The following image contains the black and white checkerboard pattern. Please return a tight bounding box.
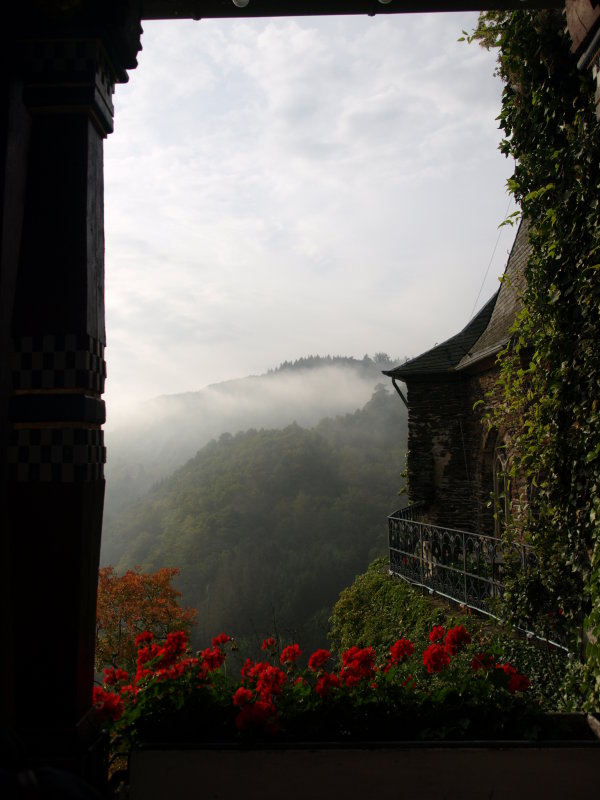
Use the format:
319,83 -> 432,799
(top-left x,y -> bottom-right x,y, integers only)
12,334 -> 106,394
8,427 -> 106,483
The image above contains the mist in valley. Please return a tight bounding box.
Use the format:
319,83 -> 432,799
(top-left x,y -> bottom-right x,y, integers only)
103,355 -> 401,527
100,359 -> 408,653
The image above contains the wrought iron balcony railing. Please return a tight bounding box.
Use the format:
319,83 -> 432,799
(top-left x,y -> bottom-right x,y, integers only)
388,505 -> 536,619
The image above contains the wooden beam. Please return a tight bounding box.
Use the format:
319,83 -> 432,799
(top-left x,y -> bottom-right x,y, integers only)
140,0 -> 564,22
565,0 -> 600,56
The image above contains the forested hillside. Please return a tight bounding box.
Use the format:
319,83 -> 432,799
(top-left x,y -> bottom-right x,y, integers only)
104,354 -> 400,520
102,384 -> 407,654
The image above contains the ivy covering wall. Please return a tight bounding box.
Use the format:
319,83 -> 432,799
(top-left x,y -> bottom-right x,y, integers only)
471,10 -> 600,707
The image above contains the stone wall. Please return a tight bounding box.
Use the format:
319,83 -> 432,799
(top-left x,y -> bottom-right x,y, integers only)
405,363 -> 505,536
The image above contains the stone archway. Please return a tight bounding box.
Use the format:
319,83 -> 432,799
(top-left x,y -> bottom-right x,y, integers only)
481,427 -> 509,538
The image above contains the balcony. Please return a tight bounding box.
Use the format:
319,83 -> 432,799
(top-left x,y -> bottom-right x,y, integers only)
388,504 -> 536,619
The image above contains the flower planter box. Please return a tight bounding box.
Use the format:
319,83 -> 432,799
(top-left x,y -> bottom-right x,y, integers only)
99,631 -> 600,799
129,716 -> 600,800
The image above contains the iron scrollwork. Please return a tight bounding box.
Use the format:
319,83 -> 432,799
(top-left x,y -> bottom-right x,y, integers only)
388,505 -> 535,618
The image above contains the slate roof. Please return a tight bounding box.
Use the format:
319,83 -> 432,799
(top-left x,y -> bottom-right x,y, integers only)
384,220 -> 530,381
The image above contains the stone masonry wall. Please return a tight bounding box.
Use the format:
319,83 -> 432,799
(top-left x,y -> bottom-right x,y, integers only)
406,366 -> 505,535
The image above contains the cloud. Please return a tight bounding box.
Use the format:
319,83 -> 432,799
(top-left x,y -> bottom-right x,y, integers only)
104,12 -> 516,418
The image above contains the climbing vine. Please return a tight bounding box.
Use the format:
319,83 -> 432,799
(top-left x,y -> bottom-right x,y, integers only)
470,10 -> 600,707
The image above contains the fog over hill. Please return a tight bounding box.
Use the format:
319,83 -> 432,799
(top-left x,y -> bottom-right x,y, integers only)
103,355 -> 403,530
100,378 -> 408,653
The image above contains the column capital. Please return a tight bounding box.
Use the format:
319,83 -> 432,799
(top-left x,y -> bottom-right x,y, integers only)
6,1 -> 143,136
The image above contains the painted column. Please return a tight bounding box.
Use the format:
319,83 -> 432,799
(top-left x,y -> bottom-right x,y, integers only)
0,3 -> 141,777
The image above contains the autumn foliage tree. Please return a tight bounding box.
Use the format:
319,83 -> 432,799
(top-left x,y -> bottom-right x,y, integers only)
96,566 -> 197,672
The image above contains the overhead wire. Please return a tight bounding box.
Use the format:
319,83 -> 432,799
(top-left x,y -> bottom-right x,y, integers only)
469,195 -> 515,320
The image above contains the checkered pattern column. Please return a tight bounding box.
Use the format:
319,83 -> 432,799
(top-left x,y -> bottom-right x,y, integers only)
9,334 -> 107,482
3,19 -> 140,770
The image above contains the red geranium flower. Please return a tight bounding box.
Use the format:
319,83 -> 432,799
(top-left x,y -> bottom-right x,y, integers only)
496,663 -> 531,694
340,646 -> 376,686
135,631 -> 154,646
255,665 -> 287,698
389,638 -> 415,663
444,625 -> 471,655
341,646 -> 375,669
510,673 -> 531,693
315,672 -> 342,696
157,656 -> 200,681
422,643 -> 451,674
261,637 -> 277,651
308,649 -> 331,672
161,631 -> 188,665
93,686 -> 124,722
428,625 -> 445,643
103,667 -> 129,686
280,644 -> 302,665
200,645 -> 226,671
212,633 -> 231,647
241,658 -> 255,679
135,639 -> 163,681
232,686 -> 253,707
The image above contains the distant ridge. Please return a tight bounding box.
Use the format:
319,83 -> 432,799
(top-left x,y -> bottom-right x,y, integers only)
103,353 -> 402,531
268,354 -> 396,374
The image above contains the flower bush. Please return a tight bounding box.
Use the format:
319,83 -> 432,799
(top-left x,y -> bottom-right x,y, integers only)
93,626 -> 541,746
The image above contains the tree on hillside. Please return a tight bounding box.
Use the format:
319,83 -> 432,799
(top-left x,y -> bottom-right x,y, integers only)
106,387 -> 407,654
96,566 -> 197,672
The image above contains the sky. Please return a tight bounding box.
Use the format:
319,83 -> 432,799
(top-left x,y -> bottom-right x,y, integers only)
103,11 -> 518,423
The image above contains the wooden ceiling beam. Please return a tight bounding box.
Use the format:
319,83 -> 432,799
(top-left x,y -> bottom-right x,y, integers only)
139,1 -> 564,22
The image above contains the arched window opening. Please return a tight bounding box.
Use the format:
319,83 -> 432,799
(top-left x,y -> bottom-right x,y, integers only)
481,428 -> 509,538
493,438 -> 509,539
